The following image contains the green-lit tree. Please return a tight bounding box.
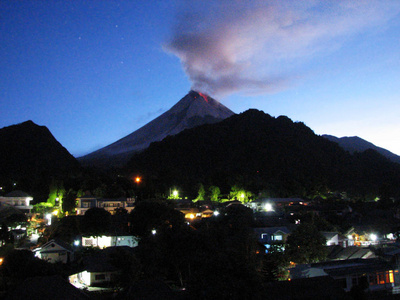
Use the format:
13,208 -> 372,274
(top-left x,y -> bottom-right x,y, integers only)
194,183 -> 206,202
209,186 -> 221,202
47,179 -> 65,209
229,185 -> 253,203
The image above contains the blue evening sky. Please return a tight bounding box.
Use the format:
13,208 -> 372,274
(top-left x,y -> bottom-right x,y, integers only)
1,1 -> 399,157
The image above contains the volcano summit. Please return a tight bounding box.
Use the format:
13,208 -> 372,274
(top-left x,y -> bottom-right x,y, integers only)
78,91 -> 235,167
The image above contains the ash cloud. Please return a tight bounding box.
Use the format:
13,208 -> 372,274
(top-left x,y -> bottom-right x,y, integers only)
164,0 -> 400,97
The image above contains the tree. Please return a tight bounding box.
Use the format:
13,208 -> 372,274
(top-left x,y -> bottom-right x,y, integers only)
47,179 -> 65,208
229,185 -> 253,203
129,200 -> 185,238
5,214 -> 28,229
194,183 -> 206,202
285,223 -> 327,264
62,189 -> 77,214
32,202 -> 53,218
209,186 -> 221,202
82,208 -> 111,236
110,247 -> 141,287
1,249 -> 60,292
0,223 -> 10,245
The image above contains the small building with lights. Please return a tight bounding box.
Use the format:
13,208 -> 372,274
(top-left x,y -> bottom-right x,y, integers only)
34,239 -> 74,264
76,196 -> 135,215
81,234 -> 139,248
69,246 -> 133,289
289,258 -> 400,293
0,190 -> 33,214
254,226 -> 291,253
246,198 -> 308,212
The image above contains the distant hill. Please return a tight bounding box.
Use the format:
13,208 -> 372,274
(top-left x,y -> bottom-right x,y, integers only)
126,109 -> 400,199
79,90 -> 235,168
0,120 -> 80,199
322,135 -> 400,164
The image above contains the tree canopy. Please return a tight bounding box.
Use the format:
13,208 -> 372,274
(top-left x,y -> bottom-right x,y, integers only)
285,223 -> 327,264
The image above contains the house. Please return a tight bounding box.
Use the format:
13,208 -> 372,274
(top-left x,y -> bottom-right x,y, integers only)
69,264 -> 119,289
76,196 -> 135,215
321,232 -> 339,246
0,190 -> 33,214
34,239 -> 74,263
81,234 -> 139,248
289,258 -> 399,293
69,247 -> 133,289
176,207 -> 201,221
247,198 -> 309,212
253,226 -> 291,253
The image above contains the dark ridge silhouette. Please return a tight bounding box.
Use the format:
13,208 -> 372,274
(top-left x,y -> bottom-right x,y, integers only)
0,120 -> 81,199
126,109 -> 400,199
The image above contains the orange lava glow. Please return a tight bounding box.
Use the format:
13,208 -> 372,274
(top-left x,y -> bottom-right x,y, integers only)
198,92 -> 208,103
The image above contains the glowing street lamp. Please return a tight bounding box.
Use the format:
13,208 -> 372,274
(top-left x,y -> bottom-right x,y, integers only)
46,214 -> 52,225
263,203 -> 273,212
370,233 -> 377,242
173,190 -> 178,199
135,176 -> 141,184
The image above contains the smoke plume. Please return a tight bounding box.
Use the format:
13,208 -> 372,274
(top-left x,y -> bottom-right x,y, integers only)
164,0 -> 400,97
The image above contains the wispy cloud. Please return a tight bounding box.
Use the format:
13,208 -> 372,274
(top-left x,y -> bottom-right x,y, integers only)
164,0 -> 400,97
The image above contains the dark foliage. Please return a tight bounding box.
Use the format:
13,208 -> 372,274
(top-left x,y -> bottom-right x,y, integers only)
132,203 -> 264,299
285,223 -> 327,264
82,207 -> 111,236
129,200 -> 186,238
1,249 -> 62,293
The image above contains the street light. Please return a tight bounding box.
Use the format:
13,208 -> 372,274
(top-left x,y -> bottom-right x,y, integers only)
135,176 -> 141,184
263,203 -> 273,212
46,214 -> 52,225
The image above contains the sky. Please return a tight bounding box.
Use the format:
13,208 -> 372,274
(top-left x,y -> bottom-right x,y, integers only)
1,0 -> 400,157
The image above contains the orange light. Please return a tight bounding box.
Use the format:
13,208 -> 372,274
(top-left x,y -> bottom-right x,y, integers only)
198,92 -> 208,103
135,177 -> 141,183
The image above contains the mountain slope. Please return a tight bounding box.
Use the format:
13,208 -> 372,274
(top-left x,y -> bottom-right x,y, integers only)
0,121 -> 81,198
126,109 -> 400,199
323,135 -> 400,164
79,90 -> 235,167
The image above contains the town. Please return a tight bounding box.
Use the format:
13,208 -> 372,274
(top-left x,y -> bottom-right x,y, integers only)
1,184 -> 400,299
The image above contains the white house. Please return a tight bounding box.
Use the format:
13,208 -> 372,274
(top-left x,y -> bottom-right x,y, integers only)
81,235 -> 139,248
69,269 -> 119,288
321,232 -> 339,246
0,190 -> 33,214
34,239 -> 74,263
76,196 -> 135,215
69,247 -> 131,289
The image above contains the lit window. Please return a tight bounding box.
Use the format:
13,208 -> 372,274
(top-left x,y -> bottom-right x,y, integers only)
387,270 -> 394,283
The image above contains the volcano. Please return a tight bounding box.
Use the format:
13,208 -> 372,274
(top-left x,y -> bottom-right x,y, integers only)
78,90 -> 235,167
